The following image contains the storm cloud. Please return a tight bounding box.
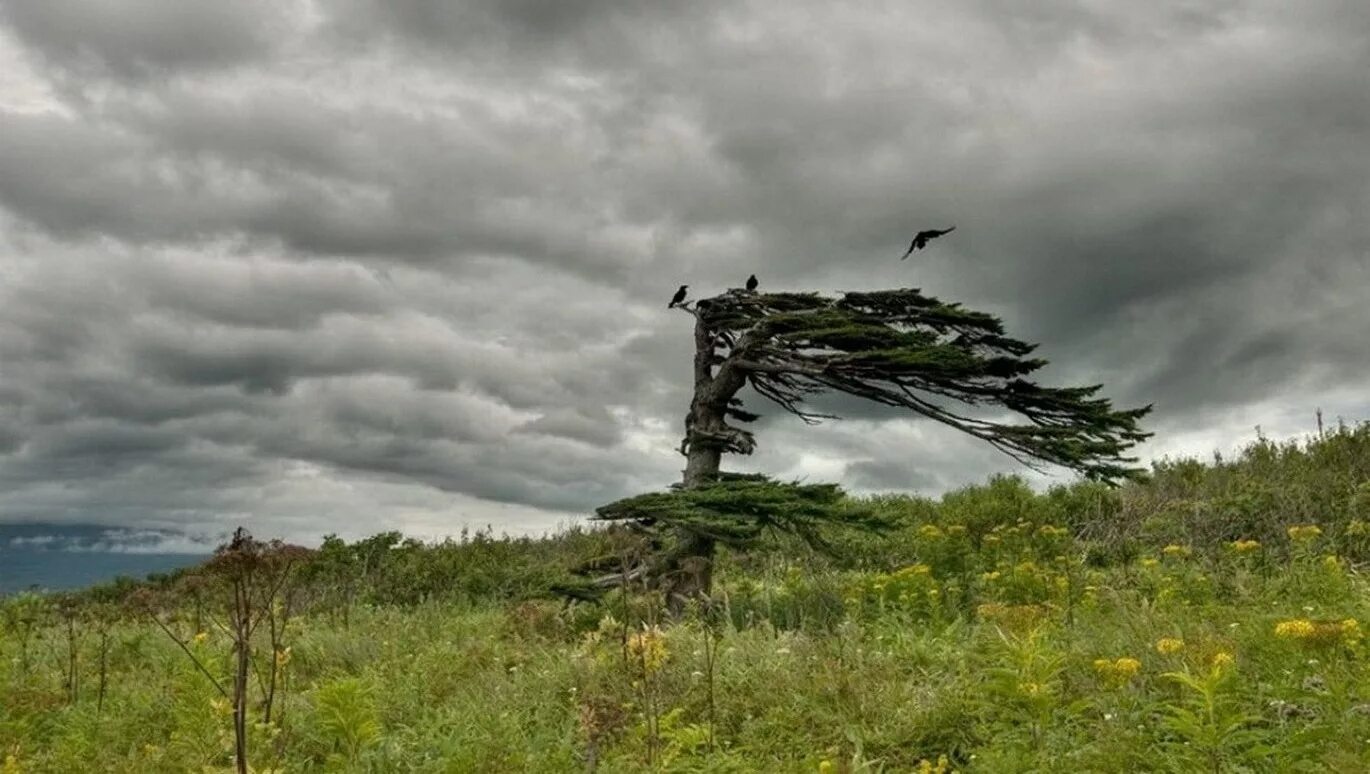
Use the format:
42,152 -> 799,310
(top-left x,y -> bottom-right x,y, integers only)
0,0 -> 1367,542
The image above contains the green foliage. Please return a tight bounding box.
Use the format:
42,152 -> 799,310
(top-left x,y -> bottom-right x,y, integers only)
594,474 -> 890,555
0,593 -> 49,673
1158,665 -> 1264,770
308,677 -> 382,767
1096,421 -> 1370,556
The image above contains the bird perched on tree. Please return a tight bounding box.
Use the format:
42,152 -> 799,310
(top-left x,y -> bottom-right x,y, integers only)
745,274 -> 758,292
900,226 -> 956,259
668,285 -> 689,308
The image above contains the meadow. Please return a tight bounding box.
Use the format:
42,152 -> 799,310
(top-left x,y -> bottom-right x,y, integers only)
3,424 -> 1370,772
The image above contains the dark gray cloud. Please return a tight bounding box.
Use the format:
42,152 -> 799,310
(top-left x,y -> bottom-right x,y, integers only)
328,0 -> 712,66
1,0 -> 282,80
0,0 -> 1367,542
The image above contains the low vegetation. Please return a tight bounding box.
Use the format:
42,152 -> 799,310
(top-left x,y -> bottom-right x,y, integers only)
3,423 -> 1370,772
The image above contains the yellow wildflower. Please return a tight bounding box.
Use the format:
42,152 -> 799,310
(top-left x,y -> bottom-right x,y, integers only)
1230,539 -> 1260,553
1275,619 -> 1316,639
1287,524 -> 1323,542
945,524 -> 967,536
918,524 -> 944,540
980,571 -> 1001,582
916,755 -> 952,774
1141,557 -> 1159,568
1155,638 -> 1185,655
1161,544 -> 1190,557
1274,618 -> 1362,647
1322,554 -> 1343,572
192,631 -> 208,645
819,761 -> 835,774
1018,681 -> 1045,697
1211,651 -> 1235,669
1093,657 -> 1142,684
1341,618 -> 1362,646
1347,520 -> 1368,537
627,625 -> 668,675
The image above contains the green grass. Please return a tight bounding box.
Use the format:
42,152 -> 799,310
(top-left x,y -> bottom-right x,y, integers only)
4,424 -> 1370,772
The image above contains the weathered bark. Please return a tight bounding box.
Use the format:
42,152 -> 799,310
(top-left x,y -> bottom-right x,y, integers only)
663,312 -> 751,613
663,533 -> 717,616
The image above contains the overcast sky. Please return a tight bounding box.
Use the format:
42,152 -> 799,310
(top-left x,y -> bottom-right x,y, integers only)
1,1 -> 1367,546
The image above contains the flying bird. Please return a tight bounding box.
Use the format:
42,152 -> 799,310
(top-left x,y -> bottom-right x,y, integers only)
900,226 -> 956,259
745,274 -> 758,292
668,284 -> 689,308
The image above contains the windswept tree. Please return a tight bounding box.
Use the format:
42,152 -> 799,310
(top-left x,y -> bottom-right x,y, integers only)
593,284 -> 1151,610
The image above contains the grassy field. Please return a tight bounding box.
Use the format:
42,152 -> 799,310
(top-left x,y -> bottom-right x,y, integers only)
4,424 -> 1370,772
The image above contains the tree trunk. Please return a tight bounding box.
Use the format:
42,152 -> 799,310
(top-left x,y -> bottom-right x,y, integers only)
664,532 -> 717,617
663,311 -> 747,614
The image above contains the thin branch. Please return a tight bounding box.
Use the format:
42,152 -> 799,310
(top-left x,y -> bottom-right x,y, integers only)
145,611 -> 229,698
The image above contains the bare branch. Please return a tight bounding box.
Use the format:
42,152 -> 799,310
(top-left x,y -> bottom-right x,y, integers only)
145,611 -> 229,698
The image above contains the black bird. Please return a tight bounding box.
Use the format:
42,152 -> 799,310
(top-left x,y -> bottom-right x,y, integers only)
900,226 -> 956,259
745,274 -> 758,292
668,284 -> 688,308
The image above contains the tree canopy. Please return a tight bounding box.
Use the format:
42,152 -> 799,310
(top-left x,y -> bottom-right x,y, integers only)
685,287 -> 1151,483
594,473 -> 887,553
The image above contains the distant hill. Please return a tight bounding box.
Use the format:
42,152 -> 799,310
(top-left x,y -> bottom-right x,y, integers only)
0,523 -> 212,595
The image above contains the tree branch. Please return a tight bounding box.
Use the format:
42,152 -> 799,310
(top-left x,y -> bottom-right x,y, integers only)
682,287 -> 1150,482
